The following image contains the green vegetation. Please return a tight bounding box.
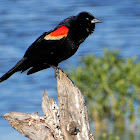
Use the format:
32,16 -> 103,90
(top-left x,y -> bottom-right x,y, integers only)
67,49 -> 140,138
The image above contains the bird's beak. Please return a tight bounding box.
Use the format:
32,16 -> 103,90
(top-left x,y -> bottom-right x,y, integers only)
91,18 -> 102,23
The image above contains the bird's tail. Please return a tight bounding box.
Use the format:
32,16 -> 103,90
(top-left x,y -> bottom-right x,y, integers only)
0,58 -> 26,83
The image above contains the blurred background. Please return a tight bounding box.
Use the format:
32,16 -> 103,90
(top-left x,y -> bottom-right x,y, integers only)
0,0 -> 140,140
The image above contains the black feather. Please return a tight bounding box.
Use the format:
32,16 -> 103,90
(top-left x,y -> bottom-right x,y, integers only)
0,58 -> 26,83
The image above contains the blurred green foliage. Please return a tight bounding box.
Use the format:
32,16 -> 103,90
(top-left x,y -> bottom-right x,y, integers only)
67,49 -> 140,138
100,130 -> 120,140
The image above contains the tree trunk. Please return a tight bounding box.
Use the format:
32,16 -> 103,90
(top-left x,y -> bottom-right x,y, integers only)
3,69 -> 94,140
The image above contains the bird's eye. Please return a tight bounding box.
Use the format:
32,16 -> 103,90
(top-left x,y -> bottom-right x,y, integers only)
86,17 -> 89,21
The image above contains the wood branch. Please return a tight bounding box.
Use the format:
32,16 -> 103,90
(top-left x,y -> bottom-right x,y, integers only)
4,91 -> 62,140
3,69 -> 94,140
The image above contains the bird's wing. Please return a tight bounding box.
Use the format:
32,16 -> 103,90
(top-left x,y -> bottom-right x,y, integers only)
24,26 -> 69,59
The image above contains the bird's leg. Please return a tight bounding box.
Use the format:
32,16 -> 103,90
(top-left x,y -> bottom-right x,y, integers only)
43,63 -> 59,70
51,65 -> 60,70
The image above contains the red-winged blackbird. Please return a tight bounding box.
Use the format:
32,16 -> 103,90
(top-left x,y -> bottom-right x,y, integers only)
0,11 -> 101,83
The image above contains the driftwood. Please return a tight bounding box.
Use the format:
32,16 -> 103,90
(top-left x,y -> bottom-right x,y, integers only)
3,69 -> 94,140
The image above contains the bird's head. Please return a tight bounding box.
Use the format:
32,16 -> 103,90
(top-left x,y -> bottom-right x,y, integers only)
76,11 -> 102,34
77,11 -> 102,24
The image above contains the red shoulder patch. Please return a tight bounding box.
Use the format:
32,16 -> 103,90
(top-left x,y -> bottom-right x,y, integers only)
44,26 -> 69,40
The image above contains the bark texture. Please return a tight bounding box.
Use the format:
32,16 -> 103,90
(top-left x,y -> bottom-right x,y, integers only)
3,69 -> 94,140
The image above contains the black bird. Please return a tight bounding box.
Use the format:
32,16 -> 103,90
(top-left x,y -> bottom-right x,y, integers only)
0,11 -> 101,83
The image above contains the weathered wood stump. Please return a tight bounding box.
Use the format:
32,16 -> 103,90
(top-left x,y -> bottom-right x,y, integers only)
3,69 -> 94,140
